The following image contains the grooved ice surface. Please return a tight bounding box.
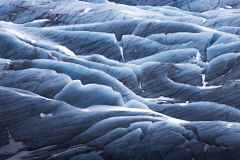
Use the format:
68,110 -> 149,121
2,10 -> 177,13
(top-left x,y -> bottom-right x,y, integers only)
1,0 -> 240,159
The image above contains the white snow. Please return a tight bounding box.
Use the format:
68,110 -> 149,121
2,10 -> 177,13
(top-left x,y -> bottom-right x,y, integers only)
166,117 -> 188,124
202,74 -> 207,87
30,19 -> 51,23
158,96 -> 174,101
120,46 -> 125,61
201,19 -> 207,25
195,51 -> 201,61
30,39 -> 36,44
218,8 -> 225,10
198,74 -> 221,89
56,45 -> 76,56
227,123 -> 233,128
225,5 -> 232,9
198,85 -> 222,89
40,113 -> 53,118
0,124 -> 25,155
145,96 -> 174,103
178,101 -> 189,106
79,8 -> 92,16
47,113 -> 53,117
40,113 -> 46,118
204,144 -> 210,152
7,145 -> 56,160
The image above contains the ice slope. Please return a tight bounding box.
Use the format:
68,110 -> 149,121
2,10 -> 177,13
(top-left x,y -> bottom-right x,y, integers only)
54,80 -> 124,108
1,0 -> 240,159
108,0 -> 240,12
2,86 -> 240,160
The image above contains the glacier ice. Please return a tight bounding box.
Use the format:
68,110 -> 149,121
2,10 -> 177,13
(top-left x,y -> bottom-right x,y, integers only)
1,0 -> 240,159
54,80 -> 124,108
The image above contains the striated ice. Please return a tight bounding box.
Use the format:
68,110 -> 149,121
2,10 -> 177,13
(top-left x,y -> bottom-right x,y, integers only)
0,0 -> 240,159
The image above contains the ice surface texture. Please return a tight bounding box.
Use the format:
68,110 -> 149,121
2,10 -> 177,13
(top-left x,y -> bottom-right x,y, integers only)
1,0 -> 240,159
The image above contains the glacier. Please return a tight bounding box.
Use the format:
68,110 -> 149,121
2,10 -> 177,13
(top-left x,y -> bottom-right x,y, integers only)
1,0 -> 240,159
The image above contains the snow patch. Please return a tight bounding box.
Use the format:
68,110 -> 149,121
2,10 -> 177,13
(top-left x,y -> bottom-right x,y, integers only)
7,145 -> 56,160
30,39 -> 36,44
198,74 -> 221,89
40,113 -> 53,118
167,117 -> 187,124
201,74 -> 207,87
221,146 -> 228,149
0,124 -> 25,155
79,8 -> 92,16
120,46 -> 125,61
158,96 -> 174,101
198,85 -> 222,89
225,5 -> 232,9
204,144 -> 210,152
30,19 -> 51,23
145,96 -> 174,103
40,113 -> 46,118
201,19 -> 207,25
178,101 -> 189,106
227,123 -> 233,128
195,51 -> 201,61
56,45 -> 76,56
218,8 -> 225,10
